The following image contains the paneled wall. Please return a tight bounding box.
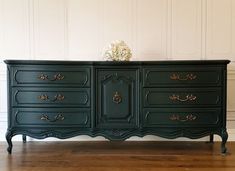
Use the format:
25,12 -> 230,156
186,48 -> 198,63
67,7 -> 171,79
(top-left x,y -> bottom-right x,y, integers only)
0,0 -> 235,141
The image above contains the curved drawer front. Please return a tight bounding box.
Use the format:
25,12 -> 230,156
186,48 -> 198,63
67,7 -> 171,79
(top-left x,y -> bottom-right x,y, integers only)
143,67 -> 222,87
13,66 -> 90,87
12,88 -> 90,107
143,108 -> 220,127
144,88 -> 221,107
13,108 -> 90,127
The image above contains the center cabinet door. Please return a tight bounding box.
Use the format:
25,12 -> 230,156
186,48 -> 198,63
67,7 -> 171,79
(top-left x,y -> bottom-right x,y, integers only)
96,69 -> 139,128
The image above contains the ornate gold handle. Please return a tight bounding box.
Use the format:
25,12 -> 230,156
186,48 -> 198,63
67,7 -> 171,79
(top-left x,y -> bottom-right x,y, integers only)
38,73 -> 65,81
169,94 -> 197,102
52,94 -> 65,102
170,73 -> 197,81
170,114 -> 197,122
40,114 -> 65,122
38,94 -> 65,102
113,92 -> 122,104
38,94 -> 49,101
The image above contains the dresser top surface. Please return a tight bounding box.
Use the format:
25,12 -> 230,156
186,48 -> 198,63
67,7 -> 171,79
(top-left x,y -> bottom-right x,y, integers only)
4,59 -> 230,65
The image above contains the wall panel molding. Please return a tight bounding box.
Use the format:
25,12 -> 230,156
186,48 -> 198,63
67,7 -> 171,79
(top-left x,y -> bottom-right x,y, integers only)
206,0 -> 234,60
0,0 -> 31,59
101,0 -> 135,60
136,0 -> 168,60
171,0 -> 202,59
67,0 -> 102,60
0,0 -> 3,57
201,0 -> 207,59
33,0 -> 66,59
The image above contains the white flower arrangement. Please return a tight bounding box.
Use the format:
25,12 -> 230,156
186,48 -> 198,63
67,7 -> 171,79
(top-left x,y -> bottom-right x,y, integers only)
102,40 -> 132,61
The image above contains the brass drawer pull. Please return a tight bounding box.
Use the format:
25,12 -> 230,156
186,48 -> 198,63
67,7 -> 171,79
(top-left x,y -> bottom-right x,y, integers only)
38,94 -> 49,101
38,94 -> 65,102
38,74 -> 48,80
38,73 -> 65,81
169,94 -> 197,102
113,92 -> 122,104
52,94 -> 65,102
40,114 -> 65,122
170,73 -> 197,81
170,114 -> 197,122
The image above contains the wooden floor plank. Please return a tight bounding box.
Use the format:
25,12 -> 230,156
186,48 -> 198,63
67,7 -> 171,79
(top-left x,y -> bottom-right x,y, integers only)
0,141 -> 234,171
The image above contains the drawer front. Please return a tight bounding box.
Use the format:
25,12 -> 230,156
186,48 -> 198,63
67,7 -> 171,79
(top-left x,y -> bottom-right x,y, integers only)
12,66 -> 90,87
13,108 -> 90,127
144,88 -> 221,107
143,67 -> 222,87
143,108 -> 221,127
12,88 -> 90,107
96,69 -> 139,128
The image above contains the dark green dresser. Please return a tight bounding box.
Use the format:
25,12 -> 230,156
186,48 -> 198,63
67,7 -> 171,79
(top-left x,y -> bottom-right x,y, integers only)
4,60 -> 230,154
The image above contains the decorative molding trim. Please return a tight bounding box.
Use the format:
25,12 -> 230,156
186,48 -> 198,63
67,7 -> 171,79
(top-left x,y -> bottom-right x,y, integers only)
0,0 -> 31,59
201,0 -> 207,59
171,0 -> 202,58
33,0 -> 66,59
136,0 -> 168,60
206,0 -> 233,59
0,0 -> 3,56
67,0 -> 102,60
28,0 -> 35,59
167,0 -> 172,59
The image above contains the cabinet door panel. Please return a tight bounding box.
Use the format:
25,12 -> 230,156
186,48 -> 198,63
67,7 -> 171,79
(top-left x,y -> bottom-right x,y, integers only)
96,69 -> 139,128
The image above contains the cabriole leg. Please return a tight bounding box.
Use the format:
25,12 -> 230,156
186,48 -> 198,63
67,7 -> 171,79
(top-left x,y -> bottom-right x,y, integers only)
6,131 -> 13,154
221,129 -> 228,154
23,135 -> 26,143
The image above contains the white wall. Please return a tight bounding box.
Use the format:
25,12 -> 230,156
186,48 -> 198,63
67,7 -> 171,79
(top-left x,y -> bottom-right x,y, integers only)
0,0 -> 235,141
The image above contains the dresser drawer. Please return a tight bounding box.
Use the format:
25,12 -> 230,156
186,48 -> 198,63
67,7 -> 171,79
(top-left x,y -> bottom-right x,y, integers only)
12,88 -> 90,107
143,108 -> 221,127
143,67 -> 222,87
143,88 -> 221,107
13,108 -> 90,127
12,66 -> 90,87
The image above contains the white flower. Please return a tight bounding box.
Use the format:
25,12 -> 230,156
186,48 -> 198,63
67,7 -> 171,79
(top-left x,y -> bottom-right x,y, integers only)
102,40 -> 132,61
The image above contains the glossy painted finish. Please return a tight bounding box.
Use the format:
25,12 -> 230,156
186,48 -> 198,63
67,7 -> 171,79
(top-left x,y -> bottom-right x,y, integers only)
4,60 -> 230,154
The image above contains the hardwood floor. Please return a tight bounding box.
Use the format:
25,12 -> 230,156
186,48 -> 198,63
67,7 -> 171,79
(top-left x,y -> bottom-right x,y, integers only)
0,141 -> 235,171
